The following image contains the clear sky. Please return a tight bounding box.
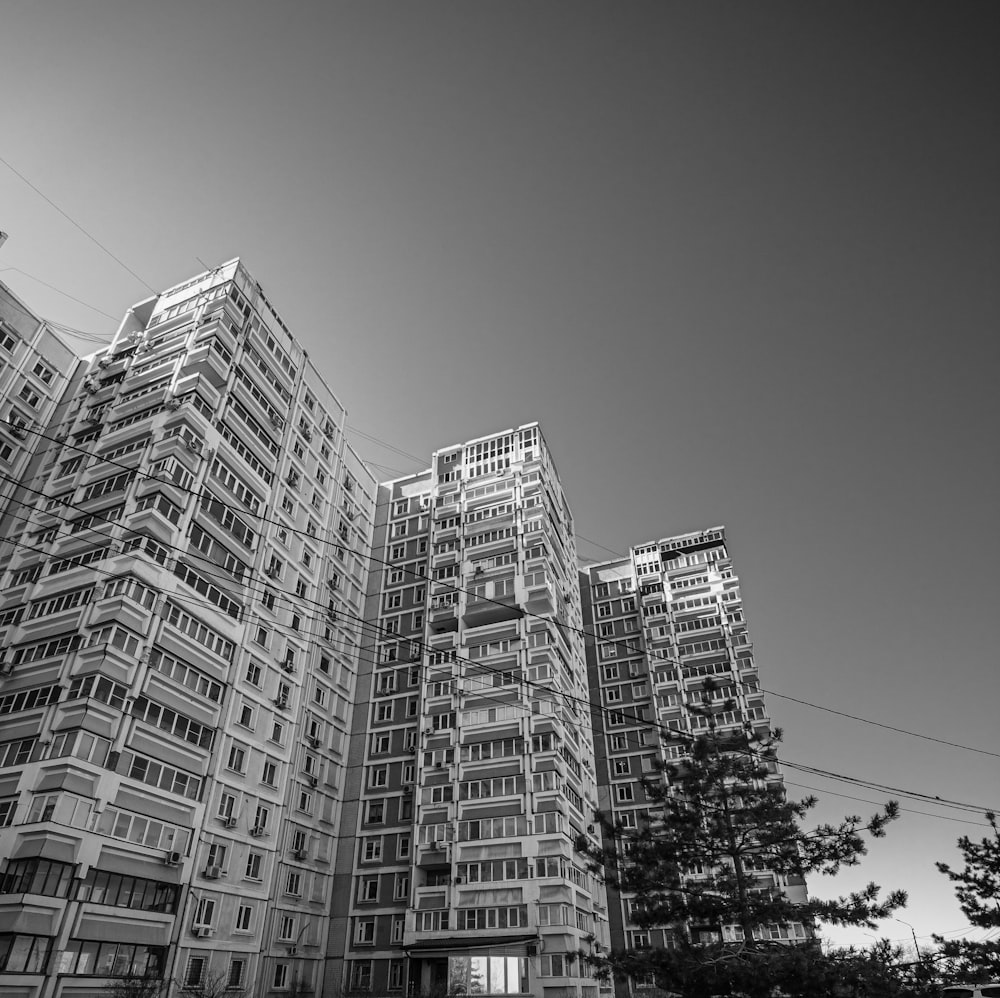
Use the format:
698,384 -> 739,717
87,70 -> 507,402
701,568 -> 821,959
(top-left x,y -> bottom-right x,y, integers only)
2,0 -> 998,953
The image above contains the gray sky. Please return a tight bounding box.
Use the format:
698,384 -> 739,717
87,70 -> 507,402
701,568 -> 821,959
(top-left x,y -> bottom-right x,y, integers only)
3,0 -> 998,951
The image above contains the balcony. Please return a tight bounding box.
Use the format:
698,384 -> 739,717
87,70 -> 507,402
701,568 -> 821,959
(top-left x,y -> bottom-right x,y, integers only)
415,841 -> 452,868
462,596 -> 523,629
179,343 -> 228,389
429,603 -> 459,633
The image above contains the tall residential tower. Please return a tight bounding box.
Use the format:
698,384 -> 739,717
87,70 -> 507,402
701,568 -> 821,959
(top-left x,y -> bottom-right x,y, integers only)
0,261 -> 376,998
583,527 -> 808,997
329,425 -> 610,998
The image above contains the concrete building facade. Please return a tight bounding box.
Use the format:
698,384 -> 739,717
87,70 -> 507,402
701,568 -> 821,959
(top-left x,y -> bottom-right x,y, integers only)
0,281 -> 82,555
0,260 -> 801,998
582,527 -> 809,997
0,261 -> 376,998
328,425 -> 610,998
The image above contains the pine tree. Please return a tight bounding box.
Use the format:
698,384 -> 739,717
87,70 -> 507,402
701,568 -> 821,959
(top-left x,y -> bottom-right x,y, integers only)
581,685 -> 907,997
935,811 -> 1000,980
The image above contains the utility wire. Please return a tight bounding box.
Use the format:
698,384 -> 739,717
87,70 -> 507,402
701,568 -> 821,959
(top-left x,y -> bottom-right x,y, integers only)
0,266 -> 119,320
0,155 -> 157,293
345,425 -> 425,466
5,417 -> 998,815
759,688 -> 1000,761
782,781 -> 994,829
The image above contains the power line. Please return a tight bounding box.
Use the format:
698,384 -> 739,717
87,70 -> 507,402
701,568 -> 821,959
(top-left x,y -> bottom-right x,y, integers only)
761,687 -> 1000,760
575,532 -> 625,559
0,266 -> 120,320
6,417 -> 998,815
345,425 -> 425,466
783,781 -> 994,829
0,155 -> 157,293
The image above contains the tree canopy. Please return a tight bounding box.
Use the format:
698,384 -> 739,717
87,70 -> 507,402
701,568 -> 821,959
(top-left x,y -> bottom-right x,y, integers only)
580,690 -> 906,997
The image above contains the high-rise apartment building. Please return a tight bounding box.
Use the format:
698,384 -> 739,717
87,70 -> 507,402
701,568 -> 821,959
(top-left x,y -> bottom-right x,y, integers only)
582,527 -> 808,996
0,257 -> 800,998
0,282 -> 82,552
0,260 -> 377,998
329,425 -> 610,998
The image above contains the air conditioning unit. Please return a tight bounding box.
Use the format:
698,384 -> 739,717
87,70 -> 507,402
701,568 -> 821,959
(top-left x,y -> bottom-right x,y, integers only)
273,696 -> 288,709
307,775 -> 318,787
345,509 -> 355,521
308,736 -> 321,748
9,423 -> 27,440
434,762 -> 443,770
250,825 -> 266,837
194,926 -> 214,939
223,816 -> 238,828
270,413 -> 285,429
97,356 -> 113,369
402,787 -> 413,797
406,746 -> 416,755
430,841 -> 443,851
164,398 -> 181,410
293,848 -> 307,861
302,428 -> 312,442
265,566 -> 279,579
281,661 -> 295,674
203,865 -> 222,880
164,850 -> 182,866
0,663 -> 13,677
186,438 -> 202,453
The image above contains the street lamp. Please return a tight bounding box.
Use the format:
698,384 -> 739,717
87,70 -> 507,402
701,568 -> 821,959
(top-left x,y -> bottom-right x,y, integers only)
895,918 -> 920,956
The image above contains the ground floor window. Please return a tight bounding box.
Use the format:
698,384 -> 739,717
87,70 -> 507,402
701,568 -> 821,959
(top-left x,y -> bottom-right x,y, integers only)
448,955 -> 528,995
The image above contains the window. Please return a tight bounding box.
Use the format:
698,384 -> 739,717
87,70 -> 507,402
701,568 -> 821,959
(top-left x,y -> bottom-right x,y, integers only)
360,877 -> 379,902
616,785 -> 635,803
186,956 -> 207,988
350,961 -> 372,990
253,805 -> 270,833
245,852 -> 263,880
285,871 -> 302,896
369,767 -> 388,789
273,964 -> 289,990
278,915 -> 296,940
228,958 -> 247,989
394,873 -> 409,899
18,384 -> 41,408
362,838 -> 382,862
238,704 -> 255,729
354,919 -> 375,944
614,759 -> 631,775
227,745 -> 247,774
366,800 -> 385,824
398,834 -> 410,859
206,843 -> 227,870
245,663 -> 262,687
391,917 -> 405,944
235,903 -> 254,932
297,790 -> 314,814
262,760 -> 278,786
194,897 -> 216,927
388,960 -> 405,990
